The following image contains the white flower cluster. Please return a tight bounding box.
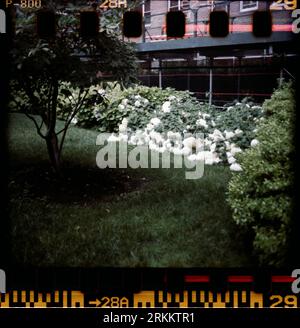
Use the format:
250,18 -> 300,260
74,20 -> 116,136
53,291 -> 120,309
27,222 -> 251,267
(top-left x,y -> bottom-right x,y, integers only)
116,96 -> 150,113
106,116 -> 247,169
103,94 -> 264,173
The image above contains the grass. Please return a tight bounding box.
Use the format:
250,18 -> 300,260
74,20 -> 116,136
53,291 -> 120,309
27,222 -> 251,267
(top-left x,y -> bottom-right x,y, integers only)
8,113 -> 253,267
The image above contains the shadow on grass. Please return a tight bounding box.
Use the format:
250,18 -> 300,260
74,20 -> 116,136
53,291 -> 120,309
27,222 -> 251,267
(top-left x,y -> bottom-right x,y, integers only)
9,164 -> 149,205
8,113 -> 255,267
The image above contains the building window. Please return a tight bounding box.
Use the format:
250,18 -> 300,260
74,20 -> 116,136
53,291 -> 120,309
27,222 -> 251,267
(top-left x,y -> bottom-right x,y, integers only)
168,0 -> 190,11
240,1 -> 258,12
143,0 -> 151,26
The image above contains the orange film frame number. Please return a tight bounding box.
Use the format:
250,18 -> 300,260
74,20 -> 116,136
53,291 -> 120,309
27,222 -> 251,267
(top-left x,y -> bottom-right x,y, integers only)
100,0 -> 128,9
271,0 -> 297,10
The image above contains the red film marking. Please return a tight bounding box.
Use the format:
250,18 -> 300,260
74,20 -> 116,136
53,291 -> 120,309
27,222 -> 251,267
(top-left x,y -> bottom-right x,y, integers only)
271,276 -> 296,283
185,275 -> 210,283
227,276 -> 254,283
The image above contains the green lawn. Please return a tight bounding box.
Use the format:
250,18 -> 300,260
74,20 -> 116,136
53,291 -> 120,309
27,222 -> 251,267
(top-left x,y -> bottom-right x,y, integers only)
8,113 -> 253,267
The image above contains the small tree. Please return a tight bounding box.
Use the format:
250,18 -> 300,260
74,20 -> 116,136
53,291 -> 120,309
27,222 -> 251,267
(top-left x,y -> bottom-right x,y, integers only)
9,4 -> 137,176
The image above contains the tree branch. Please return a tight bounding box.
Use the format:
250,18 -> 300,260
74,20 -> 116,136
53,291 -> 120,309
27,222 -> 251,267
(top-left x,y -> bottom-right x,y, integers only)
24,112 -> 46,139
58,88 -> 89,157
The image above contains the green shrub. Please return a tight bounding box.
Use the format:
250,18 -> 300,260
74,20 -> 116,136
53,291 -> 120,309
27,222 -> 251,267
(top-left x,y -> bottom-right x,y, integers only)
56,82 -> 108,128
9,81 -> 108,129
227,82 -> 295,266
206,101 -> 264,149
96,85 -> 205,132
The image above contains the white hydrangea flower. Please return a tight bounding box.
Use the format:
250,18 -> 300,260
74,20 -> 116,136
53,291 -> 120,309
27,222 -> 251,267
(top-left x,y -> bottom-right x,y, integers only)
234,129 -> 243,136
168,95 -> 176,101
71,117 -> 78,124
146,123 -> 154,131
209,129 -> 224,142
225,130 -> 235,139
135,129 -> 143,138
230,163 -> 243,172
98,89 -> 106,95
144,99 -> 149,105
230,146 -> 242,156
251,105 -> 262,110
196,151 -> 205,161
210,143 -> 216,152
213,154 -> 222,164
135,95 -> 141,99
134,100 -> 141,107
250,139 -> 259,147
167,131 -> 174,139
204,139 -> 212,147
173,132 -> 182,140
196,118 -> 208,128
121,98 -> 128,106
121,118 -> 128,127
118,124 -> 127,133
183,137 -> 196,150
129,135 -> 138,145
162,101 -> 171,113
164,139 -> 172,148
228,156 -> 236,164
149,131 -> 163,144
182,147 -> 192,156
149,140 -> 156,149
150,117 -> 161,127
204,152 -> 214,165
118,104 -> 125,110
211,120 -> 216,127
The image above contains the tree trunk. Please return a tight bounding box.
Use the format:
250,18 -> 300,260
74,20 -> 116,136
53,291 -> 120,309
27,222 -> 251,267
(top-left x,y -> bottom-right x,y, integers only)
45,79 -> 62,177
46,131 -> 62,177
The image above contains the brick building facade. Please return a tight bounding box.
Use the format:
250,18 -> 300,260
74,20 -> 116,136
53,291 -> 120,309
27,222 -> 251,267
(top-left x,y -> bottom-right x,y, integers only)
130,1 -> 296,105
130,1 -> 292,42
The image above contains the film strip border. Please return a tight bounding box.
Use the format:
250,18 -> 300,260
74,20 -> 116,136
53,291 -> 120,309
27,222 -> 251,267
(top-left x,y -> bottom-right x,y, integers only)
0,289 -> 299,308
3,1 -> 299,38
1,274 -> 299,308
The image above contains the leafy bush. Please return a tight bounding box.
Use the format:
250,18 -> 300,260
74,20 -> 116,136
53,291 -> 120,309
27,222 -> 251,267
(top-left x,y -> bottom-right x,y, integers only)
9,78 -> 265,168
96,85 -> 202,132
9,81 -> 109,129
56,82 -> 108,128
227,82 -> 295,266
208,101 -> 263,149
103,87 -> 267,168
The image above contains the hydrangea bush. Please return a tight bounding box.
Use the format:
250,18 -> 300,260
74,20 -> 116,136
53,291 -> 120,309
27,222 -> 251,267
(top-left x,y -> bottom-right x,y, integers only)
10,81 -> 264,169
102,85 -> 264,168
227,82 -> 295,266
